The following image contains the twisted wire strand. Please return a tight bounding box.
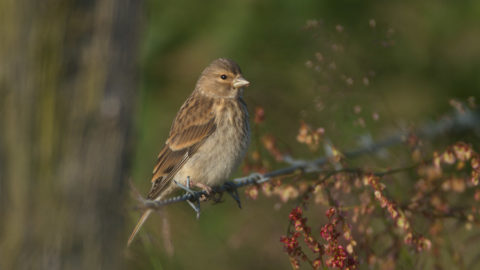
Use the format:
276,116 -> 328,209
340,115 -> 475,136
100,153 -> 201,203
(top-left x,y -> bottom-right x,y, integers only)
140,109 -> 480,211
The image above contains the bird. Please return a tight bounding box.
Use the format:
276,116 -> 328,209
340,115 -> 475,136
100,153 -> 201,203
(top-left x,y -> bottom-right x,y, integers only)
128,58 -> 250,246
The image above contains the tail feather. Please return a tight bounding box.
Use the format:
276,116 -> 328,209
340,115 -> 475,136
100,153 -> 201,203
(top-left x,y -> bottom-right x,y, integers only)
127,209 -> 153,246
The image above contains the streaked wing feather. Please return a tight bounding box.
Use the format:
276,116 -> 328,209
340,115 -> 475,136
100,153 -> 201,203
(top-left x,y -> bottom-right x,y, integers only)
167,121 -> 216,151
147,96 -> 216,200
147,148 -> 189,199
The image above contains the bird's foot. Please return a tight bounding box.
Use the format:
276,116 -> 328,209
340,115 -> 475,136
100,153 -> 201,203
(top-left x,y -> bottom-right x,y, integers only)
192,182 -> 214,201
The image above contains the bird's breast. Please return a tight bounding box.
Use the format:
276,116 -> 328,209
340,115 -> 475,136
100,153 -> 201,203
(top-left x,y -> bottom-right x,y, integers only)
174,98 -> 249,186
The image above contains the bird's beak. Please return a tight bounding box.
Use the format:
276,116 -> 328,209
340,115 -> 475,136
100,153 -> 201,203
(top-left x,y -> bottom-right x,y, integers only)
233,77 -> 250,88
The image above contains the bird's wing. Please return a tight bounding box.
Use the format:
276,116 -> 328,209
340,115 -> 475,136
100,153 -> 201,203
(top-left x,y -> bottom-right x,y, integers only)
146,95 -> 216,200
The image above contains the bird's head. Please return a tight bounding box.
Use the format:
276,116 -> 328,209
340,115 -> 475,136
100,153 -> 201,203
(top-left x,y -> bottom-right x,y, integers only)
196,58 -> 250,98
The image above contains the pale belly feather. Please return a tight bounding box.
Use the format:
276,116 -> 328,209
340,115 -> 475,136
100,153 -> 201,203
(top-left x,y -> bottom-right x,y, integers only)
174,100 -> 249,187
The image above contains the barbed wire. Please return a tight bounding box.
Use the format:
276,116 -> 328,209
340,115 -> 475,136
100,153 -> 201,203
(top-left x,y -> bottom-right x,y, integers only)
138,109 -> 480,216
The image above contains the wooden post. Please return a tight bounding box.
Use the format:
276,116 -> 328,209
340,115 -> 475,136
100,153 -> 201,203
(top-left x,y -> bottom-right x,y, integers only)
0,0 -> 141,269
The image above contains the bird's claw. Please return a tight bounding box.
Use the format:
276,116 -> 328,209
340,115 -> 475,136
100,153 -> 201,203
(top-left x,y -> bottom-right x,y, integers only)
192,182 -> 213,201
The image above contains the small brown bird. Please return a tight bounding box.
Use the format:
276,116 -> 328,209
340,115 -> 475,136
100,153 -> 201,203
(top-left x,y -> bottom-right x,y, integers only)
128,58 -> 250,246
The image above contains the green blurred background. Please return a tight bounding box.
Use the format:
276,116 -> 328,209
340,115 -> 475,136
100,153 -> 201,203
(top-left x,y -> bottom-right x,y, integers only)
1,0 -> 479,269
130,1 -> 479,269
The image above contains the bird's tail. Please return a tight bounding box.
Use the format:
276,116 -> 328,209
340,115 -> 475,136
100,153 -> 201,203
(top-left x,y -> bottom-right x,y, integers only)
127,209 -> 153,246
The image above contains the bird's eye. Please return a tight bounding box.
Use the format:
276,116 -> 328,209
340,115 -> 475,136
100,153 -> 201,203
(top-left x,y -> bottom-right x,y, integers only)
220,74 -> 227,80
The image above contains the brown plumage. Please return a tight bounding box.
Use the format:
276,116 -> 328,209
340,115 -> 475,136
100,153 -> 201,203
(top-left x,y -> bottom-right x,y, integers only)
128,58 -> 250,246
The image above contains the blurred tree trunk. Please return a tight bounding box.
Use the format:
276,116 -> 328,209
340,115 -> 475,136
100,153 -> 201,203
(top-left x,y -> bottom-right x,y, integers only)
0,0 -> 141,269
